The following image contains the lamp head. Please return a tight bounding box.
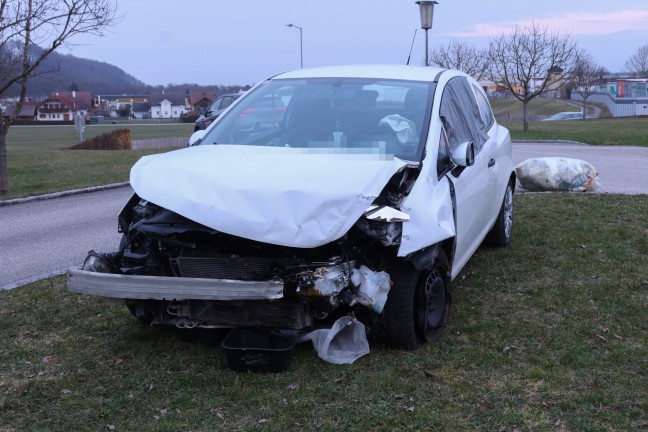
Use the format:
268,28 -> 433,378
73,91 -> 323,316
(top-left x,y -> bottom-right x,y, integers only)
415,1 -> 438,30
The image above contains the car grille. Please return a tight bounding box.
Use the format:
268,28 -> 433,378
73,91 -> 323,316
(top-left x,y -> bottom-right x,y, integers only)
189,300 -> 308,329
173,255 -> 300,280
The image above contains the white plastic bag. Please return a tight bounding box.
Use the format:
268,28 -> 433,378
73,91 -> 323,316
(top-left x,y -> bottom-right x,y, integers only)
298,316 -> 370,364
515,157 -> 601,192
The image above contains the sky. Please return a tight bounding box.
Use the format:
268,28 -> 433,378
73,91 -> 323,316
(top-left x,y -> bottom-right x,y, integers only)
66,0 -> 648,87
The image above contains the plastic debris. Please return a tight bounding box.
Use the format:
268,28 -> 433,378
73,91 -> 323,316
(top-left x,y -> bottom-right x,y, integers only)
298,316 -> 370,364
515,157 -> 601,192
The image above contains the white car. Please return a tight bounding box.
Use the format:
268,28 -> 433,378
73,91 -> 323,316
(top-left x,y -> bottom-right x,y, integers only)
68,65 -> 515,349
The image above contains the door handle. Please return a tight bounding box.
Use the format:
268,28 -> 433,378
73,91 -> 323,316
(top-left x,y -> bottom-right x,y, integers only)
488,158 -> 496,168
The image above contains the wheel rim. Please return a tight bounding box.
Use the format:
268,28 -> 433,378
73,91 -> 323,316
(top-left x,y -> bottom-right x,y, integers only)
503,186 -> 513,239
416,268 -> 448,342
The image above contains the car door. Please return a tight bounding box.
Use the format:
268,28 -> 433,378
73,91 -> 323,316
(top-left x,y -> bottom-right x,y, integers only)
437,76 -> 494,277
470,81 -> 513,220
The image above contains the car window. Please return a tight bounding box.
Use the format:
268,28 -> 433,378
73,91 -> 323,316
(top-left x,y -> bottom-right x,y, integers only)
439,77 -> 488,153
208,99 -> 221,112
221,96 -> 235,110
436,126 -> 451,178
471,84 -> 494,129
201,78 -> 435,161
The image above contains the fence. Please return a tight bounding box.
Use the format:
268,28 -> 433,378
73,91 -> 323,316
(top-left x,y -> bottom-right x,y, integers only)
131,136 -> 188,150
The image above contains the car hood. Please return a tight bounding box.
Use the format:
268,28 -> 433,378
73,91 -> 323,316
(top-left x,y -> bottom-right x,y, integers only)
130,145 -> 409,248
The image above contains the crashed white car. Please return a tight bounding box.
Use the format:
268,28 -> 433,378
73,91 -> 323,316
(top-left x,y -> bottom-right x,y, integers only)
68,65 -> 514,349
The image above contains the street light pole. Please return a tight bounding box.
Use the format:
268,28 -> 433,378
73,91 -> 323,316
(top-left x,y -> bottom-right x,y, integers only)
415,1 -> 438,66
285,24 -> 303,68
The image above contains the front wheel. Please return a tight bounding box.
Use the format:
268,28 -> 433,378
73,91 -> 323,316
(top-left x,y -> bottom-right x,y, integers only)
486,181 -> 514,247
382,250 -> 452,350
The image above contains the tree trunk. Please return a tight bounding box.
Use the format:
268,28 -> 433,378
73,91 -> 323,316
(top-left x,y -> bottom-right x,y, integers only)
523,99 -> 529,132
582,98 -> 587,120
0,124 -> 8,195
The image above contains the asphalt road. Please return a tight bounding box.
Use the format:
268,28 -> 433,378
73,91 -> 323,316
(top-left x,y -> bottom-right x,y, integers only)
0,187 -> 133,290
1,141 -> 646,290
513,141 -> 648,195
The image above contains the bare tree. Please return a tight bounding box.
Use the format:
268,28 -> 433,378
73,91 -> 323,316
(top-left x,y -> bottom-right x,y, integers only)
487,21 -> 578,131
624,44 -> 648,77
571,51 -> 607,119
0,0 -> 118,195
429,39 -> 488,81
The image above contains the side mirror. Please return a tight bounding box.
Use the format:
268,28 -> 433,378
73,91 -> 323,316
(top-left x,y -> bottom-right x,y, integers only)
450,141 -> 475,167
187,130 -> 207,147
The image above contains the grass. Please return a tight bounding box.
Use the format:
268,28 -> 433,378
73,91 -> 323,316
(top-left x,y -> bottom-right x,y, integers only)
3,123 -> 194,199
1,193 -> 646,431
490,97 -> 590,120
501,117 -> 648,146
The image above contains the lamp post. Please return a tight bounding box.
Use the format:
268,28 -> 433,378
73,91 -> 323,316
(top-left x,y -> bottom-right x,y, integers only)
415,1 -> 438,66
285,23 -> 303,68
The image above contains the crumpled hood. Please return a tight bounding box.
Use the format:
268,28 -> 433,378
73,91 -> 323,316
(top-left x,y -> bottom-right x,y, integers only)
130,145 -> 409,248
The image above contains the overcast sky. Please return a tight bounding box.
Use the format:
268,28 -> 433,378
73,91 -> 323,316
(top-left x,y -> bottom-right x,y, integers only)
66,0 -> 648,87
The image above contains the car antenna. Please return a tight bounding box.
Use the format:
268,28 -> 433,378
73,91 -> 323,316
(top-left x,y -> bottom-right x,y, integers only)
406,29 -> 417,65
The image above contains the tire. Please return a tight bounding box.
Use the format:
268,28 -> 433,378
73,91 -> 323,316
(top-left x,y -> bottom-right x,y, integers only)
382,250 -> 452,350
486,181 -> 514,247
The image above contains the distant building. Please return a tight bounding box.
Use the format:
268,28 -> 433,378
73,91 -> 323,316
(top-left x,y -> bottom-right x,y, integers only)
188,90 -> 216,114
132,102 -> 152,119
150,96 -> 187,119
36,91 -> 92,121
3,101 -> 38,120
572,78 -> 648,117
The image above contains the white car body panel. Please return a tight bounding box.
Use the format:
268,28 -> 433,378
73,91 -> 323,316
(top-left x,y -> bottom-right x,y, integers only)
131,145 -> 412,248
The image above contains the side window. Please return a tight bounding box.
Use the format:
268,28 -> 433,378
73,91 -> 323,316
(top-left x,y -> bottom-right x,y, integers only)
472,84 -> 494,129
436,126 -> 451,178
221,97 -> 234,109
439,77 -> 489,153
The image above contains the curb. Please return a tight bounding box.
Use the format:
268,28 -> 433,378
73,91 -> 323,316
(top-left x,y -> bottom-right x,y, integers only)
512,139 -> 589,146
0,182 -> 130,207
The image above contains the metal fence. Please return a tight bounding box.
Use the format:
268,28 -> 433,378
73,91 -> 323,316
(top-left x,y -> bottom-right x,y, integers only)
131,136 -> 188,150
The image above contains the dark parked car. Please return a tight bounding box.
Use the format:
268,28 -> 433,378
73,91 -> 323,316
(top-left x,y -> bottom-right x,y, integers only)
194,93 -> 242,131
69,65 -> 514,350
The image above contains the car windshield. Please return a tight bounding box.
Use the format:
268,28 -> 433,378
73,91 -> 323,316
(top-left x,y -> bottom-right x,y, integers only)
200,77 -> 435,161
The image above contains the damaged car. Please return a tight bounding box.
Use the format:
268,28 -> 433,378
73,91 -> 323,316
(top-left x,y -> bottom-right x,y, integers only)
68,65 -> 515,350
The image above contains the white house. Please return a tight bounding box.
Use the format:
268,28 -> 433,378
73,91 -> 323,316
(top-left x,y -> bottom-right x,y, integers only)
150,99 -> 187,119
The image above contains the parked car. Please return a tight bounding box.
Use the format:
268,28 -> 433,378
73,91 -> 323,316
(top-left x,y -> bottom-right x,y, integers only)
542,111 -> 588,121
68,65 -> 515,349
194,93 -> 242,131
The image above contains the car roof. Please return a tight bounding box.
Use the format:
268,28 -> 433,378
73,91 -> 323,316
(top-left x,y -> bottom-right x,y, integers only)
273,64 -> 449,82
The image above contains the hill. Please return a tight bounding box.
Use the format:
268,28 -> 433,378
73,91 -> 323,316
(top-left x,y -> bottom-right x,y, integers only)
22,46 -> 146,96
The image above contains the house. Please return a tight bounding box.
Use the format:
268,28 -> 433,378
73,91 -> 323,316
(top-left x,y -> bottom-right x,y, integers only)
2,101 -> 38,120
150,95 -> 187,119
188,90 -> 216,114
132,102 -> 152,119
36,91 -> 92,121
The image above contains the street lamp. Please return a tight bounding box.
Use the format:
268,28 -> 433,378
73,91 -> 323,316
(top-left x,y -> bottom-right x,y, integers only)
415,1 -> 438,66
285,23 -> 303,68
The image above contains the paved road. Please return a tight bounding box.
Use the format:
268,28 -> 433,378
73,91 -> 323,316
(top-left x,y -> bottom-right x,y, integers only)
0,187 -> 133,290
512,141 -> 648,195
1,141 -> 646,290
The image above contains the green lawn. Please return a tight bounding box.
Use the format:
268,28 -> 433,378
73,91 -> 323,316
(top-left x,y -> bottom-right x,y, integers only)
3,123 -> 194,199
502,117 -> 648,146
1,193 -> 646,431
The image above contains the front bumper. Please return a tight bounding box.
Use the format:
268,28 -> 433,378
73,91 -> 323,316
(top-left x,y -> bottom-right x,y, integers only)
67,267 -> 284,301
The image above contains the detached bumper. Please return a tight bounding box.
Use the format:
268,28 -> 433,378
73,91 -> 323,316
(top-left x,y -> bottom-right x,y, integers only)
67,268 -> 284,301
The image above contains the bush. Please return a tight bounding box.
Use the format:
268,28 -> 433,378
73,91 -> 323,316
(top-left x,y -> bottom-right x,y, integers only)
67,128 -> 131,150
